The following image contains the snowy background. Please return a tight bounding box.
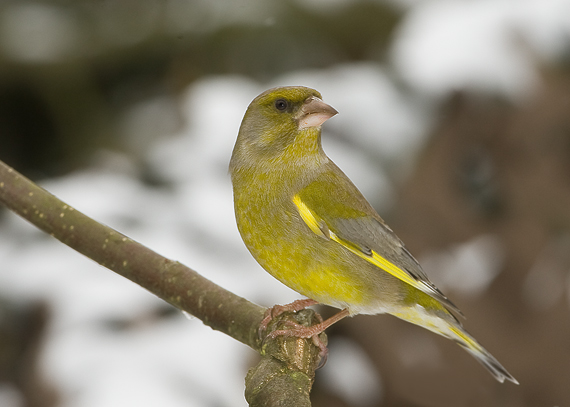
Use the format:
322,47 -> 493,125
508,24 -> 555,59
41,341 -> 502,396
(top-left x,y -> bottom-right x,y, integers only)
1,0 -> 570,406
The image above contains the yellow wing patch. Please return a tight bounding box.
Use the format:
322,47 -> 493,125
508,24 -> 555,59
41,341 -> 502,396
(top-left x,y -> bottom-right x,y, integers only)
293,194 -> 440,301
332,234 -> 420,288
292,195 -> 329,239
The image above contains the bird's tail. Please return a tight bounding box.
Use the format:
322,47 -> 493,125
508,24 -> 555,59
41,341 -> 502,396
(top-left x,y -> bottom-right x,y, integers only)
391,306 -> 518,384
446,324 -> 518,384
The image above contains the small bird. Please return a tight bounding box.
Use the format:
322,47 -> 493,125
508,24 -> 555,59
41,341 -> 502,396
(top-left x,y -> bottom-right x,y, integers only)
229,86 -> 517,384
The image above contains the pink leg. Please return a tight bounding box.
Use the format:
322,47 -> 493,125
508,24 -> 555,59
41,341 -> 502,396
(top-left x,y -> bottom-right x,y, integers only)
267,309 -> 350,365
267,308 -> 350,340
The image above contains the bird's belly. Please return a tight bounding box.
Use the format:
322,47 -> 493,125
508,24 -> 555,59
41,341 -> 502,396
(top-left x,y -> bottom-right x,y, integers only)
237,204 -> 378,311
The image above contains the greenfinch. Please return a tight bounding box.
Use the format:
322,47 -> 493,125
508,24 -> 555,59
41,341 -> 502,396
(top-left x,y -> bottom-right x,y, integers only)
229,86 -> 517,384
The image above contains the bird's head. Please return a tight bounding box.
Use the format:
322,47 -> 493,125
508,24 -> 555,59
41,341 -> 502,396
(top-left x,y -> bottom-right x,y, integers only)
231,86 -> 338,166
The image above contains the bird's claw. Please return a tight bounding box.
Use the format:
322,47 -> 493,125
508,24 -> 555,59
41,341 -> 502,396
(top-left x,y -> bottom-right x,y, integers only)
258,298 -> 319,339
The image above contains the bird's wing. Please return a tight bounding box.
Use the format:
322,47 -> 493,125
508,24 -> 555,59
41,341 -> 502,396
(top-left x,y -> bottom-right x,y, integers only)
292,191 -> 463,316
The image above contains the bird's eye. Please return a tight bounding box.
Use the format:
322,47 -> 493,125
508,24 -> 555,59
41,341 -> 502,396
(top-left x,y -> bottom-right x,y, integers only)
274,99 -> 288,112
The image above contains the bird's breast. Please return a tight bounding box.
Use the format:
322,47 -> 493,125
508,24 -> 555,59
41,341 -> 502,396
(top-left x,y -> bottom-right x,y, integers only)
232,175 -> 380,310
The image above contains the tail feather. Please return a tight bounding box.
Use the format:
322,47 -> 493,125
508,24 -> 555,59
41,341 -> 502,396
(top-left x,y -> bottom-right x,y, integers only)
391,305 -> 518,384
449,326 -> 519,384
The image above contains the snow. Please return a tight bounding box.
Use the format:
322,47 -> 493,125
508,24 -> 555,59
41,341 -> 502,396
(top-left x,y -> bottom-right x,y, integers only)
319,337 -> 382,407
419,235 -> 505,298
391,0 -> 570,101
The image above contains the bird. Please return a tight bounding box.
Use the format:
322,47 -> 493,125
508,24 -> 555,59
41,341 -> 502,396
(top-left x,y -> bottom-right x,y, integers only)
229,85 -> 518,384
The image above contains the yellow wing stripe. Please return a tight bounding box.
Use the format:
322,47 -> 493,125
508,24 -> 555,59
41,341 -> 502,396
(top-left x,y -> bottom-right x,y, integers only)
292,195 -> 328,238
449,326 -> 480,351
332,234 -> 420,288
293,194 -> 424,291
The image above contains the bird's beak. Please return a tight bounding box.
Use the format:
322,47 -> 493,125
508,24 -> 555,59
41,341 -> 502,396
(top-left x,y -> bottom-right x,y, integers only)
297,96 -> 338,130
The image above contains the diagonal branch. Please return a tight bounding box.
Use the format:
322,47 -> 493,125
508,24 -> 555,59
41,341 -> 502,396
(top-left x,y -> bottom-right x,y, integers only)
0,160 -> 322,407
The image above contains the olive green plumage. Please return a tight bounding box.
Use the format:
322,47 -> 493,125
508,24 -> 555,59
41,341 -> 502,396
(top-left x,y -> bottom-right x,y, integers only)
229,86 -> 517,384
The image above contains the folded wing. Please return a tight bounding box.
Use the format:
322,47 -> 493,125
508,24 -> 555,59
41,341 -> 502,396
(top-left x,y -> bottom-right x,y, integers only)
293,188 -> 463,317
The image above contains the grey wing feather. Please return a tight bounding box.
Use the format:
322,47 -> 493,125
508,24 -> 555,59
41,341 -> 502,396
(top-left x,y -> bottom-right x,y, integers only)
332,216 -> 464,317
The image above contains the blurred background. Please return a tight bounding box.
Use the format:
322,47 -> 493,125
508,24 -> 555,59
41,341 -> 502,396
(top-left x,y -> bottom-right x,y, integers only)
1,0 -> 569,406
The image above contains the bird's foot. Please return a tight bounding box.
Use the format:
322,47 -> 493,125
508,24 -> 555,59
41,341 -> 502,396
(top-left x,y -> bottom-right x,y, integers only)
266,319 -> 329,366
259,298 -> 320,339
264,308 -> 351,368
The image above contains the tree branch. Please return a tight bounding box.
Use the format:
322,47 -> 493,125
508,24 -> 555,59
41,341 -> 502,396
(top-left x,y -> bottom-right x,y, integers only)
0,160 -> 321,406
